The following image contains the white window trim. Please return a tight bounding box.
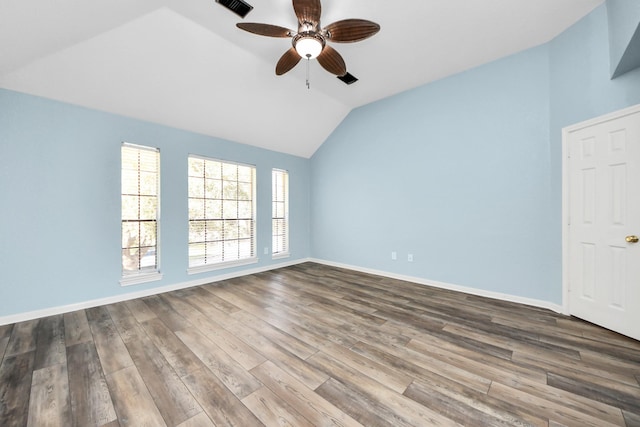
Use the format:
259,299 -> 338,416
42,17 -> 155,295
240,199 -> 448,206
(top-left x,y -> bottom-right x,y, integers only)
120,271 -> 163,287
121,142 -> 161,285
272,168 -> 289,259
187,257 -> 258,275
187,155 -> 257,270
272,252 -> 290,260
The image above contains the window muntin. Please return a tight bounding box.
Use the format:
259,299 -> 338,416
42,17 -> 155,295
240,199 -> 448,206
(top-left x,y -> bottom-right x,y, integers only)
272,169 -> 289,257
188,156 -> 256,269
121,143 -> 160,279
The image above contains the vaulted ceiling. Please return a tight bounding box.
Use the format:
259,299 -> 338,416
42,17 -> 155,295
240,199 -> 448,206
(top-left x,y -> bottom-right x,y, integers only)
0,0 -> 603,157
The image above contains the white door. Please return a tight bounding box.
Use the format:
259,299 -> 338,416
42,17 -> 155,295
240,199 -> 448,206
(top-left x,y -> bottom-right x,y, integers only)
565,105 -> 640,341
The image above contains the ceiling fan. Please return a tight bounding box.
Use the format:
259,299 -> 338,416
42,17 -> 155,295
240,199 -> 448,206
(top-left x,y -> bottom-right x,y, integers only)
236,0 -> 380,78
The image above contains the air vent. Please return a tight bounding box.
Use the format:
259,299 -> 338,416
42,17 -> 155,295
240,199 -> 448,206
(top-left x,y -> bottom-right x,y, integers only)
216,0 -> 253,18
337,72 -> 358,85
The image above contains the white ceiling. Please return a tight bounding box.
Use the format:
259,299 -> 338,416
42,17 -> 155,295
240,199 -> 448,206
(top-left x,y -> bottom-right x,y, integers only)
0,0 -> 603,158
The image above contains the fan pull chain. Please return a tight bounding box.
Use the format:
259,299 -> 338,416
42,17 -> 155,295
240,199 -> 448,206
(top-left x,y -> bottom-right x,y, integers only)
306,56 -> 311,89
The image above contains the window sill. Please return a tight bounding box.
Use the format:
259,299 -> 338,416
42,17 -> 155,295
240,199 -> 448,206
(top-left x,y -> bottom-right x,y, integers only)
120,271 -> 163,287
187,257 -> 258,275
272,252 -> 290,260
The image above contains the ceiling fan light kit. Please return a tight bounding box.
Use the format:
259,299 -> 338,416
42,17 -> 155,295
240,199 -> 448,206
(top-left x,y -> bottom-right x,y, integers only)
236,0 -> 380,83
294,33 -> 324,59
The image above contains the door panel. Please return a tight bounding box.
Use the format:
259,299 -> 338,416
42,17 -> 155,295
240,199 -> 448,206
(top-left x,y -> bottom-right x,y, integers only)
567,107 -> 640,341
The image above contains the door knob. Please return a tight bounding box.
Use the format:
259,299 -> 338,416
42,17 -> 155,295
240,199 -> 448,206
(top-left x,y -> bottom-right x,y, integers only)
626,235 -> 639,243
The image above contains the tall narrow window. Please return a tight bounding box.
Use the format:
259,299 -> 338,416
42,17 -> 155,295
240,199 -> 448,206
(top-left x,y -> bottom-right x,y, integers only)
121,143 -> 161,285
272,169 -> 289,258
188,156 -> 256,272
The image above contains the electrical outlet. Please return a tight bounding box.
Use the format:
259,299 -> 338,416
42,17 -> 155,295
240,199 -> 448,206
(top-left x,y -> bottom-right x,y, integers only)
391,251 -> 397,260
264,247 -> 269,255
408,254 -> 414,262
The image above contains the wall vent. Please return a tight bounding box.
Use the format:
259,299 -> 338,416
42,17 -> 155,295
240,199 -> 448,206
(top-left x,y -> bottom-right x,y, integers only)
337,72 -> 358,85
216,0 -> 253,18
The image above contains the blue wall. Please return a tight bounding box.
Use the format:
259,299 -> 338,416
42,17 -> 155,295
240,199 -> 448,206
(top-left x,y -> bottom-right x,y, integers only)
311,46 -> 554,301
311,3 -> 640,305
0,89 -> 310,317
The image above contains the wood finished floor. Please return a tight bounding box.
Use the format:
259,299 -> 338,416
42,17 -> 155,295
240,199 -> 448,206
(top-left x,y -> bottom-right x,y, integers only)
1,263 -> 640,427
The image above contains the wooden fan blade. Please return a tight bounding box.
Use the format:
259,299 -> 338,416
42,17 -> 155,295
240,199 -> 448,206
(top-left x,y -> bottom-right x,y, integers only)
293,0 -> 321,25
276,48 -> 302,75
324,19 -> 380,43
317,45 -> 347,76
236,23 -> 293,38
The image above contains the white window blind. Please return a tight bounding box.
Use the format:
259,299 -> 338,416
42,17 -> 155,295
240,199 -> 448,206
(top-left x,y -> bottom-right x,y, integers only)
188,156 -> 256,270
121,143 -> 160,280
272,169 -> 289,257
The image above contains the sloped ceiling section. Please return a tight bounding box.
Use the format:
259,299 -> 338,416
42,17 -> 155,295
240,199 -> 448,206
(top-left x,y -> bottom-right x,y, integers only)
607,0 -> 640,78
0,0 -> 604,158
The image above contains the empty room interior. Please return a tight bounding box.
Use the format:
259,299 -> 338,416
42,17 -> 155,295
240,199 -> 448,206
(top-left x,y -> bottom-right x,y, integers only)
2,0 -> 640,426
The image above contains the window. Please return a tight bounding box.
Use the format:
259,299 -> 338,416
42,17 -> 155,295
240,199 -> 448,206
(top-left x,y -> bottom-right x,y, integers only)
121,143 -> 161,285
272,169 -> 289,258
188,156 -> 256,272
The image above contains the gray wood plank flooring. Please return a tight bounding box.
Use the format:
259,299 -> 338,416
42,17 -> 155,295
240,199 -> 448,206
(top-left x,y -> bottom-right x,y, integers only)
1,262 -> 639,426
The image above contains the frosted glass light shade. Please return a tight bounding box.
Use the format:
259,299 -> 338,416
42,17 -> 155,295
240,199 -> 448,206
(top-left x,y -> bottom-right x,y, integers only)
295,37 -> 323,59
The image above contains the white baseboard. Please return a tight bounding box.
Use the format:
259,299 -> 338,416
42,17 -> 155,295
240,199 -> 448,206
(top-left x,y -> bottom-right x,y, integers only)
1,257 -> 563,326
0,258 -> 312,326
309,258 -> 564,314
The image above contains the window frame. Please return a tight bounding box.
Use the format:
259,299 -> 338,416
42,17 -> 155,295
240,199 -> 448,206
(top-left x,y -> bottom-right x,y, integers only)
187,155 -> 258,274
272,168 -> 290,259
120,142 -> 162,286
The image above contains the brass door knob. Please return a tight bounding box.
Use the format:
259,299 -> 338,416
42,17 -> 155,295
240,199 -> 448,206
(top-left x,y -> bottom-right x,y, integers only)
626,235 -> 639,243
